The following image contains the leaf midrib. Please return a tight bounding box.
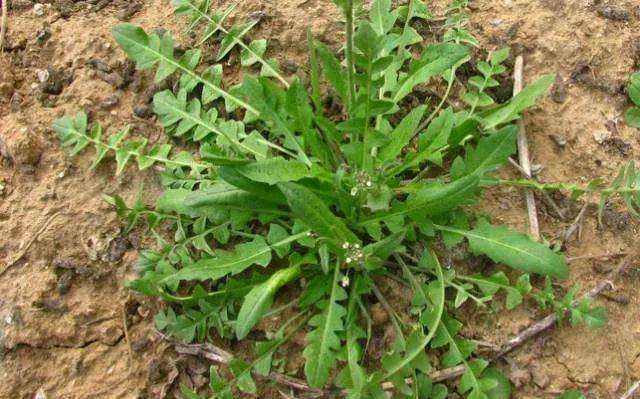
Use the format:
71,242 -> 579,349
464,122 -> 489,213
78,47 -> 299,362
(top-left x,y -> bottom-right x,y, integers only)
114,27 -> 258,115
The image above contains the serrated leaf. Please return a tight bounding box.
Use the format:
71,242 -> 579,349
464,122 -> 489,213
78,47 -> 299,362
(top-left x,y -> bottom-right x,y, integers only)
370,0 -> 396,35
303,263 -> 347,388
241,39 -> 267,66
392,43 -> 469,103
163,230 -> 307,285
437,220 -> 568,278
383,250 -> 444,379
240,77 -> 310,165
112,23 -> 256,114
482,74 -> 555,130
217,20 -> 257,61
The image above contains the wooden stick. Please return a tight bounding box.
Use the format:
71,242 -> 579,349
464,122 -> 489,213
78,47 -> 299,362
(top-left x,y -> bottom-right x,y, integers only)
513,56 -> 541,241
0,0 -> 7,51
169,336 -> 328,397
620,380 -> 640,399
563,202 -> 588,243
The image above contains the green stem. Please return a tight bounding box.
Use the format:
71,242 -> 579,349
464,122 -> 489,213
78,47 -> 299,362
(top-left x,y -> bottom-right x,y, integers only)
182,0 -> 290,87
344,0 -> 356,113
66,126 -> 210,171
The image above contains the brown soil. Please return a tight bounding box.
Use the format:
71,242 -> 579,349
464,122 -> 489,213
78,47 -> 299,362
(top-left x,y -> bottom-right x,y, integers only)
0,0 -> 639,398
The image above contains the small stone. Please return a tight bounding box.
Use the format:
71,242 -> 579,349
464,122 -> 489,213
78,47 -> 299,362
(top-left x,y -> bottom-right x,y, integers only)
117,3 -> 142,21
549,134 -> 567,148
133,104 -> 153,118
593,131 -> 610,144
598,5 -> 630,21
33,3 -> 45,16
86,59 -> 112,73
36,69 -> 49,83
39,68 -> 67,95
282,60 -> 298,74
550,74 -> 567,103
247,10 -> 268,21
96,71 -> 124,88
57,271 -> 74,295
99,94 -> 120,109
35,388 -> 47,399
531,164 -> 544,175
490,19 -> 503,27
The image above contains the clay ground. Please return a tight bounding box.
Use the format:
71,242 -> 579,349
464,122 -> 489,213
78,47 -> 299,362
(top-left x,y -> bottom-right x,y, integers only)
0,0 -> 639,398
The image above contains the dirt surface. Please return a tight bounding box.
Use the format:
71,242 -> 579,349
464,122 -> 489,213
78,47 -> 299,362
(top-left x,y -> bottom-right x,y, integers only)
0,0 -> 639,398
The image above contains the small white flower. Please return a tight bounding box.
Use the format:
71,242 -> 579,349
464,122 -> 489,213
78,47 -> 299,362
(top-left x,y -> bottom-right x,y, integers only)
342,242 -> 349,249
366,180 -> 372,187
345,257 -> 352,263
340,275 -> 350,287
353,243 -> 360,249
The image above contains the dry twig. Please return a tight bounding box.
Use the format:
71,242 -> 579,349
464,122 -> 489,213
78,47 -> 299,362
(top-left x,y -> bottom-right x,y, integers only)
621,380 -> 640,399
0,0 -> 7,51
513,56 -> 541,241
563,202 -> 588,243
167,334 -> 329,397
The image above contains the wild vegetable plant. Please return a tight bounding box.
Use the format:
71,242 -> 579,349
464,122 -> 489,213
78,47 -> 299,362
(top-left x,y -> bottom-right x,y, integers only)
54,0 -> 628,397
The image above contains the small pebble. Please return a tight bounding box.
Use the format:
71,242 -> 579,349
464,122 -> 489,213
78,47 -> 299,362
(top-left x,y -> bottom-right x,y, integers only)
599,5 -> 630,21
531,164 -> 544,175
33,3 -> 45,16
36,69 -> 49,83
133,104 -> 152,118
99,94 -> 120,109
549,134 -> 567,148
35,388 -> 47,399
593,131 -> 610,144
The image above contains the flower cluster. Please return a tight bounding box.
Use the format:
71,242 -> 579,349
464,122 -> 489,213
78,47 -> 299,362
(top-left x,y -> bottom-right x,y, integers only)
350,170 -> 374,196
342,242 -> 364,264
